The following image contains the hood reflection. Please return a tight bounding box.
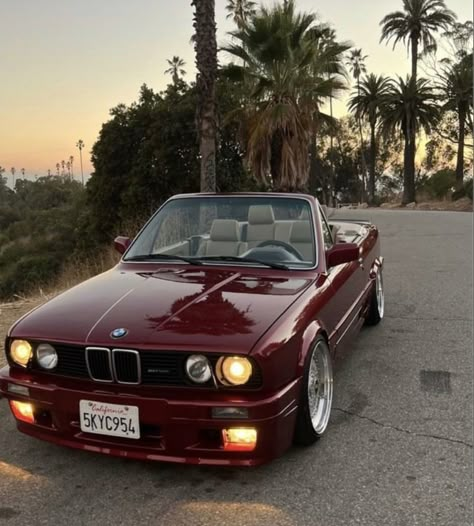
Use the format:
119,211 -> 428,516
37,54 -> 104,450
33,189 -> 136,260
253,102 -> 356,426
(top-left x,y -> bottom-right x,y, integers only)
146,288 -> 255,336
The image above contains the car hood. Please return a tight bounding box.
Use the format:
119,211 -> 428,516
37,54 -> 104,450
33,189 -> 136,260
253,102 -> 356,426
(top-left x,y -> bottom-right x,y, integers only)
11,266 -> 314,354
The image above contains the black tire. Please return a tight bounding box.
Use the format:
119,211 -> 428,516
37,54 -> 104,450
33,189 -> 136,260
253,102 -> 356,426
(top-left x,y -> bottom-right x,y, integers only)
294,336 -> 333,446
365,270 -> 384,326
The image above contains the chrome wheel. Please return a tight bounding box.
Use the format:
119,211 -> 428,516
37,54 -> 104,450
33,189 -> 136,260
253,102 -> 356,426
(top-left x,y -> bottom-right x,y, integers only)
307,341 -> 333,435
376,271 -> 384,319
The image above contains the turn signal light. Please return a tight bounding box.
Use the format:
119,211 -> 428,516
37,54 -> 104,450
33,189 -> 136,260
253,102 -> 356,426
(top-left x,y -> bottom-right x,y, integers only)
222,427 -> 257,452
10,401 -> 35,424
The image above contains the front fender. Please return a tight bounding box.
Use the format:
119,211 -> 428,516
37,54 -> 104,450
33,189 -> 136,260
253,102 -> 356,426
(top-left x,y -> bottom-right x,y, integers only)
298,320 -> 332,374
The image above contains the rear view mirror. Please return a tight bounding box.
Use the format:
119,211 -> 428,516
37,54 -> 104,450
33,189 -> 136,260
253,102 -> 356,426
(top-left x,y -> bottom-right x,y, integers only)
326,243 -> 359,268
114,236 -> 131,255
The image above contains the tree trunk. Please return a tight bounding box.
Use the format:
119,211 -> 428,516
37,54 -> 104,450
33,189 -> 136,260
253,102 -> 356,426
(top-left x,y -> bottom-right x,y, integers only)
270,131 -> 284,191
411,35 -> 418,81
192,0 -> 217,193
369,123 -> 376,204
403,133 -> 416,205
356,79 -> 368,203
309,132 -> 318,195
455,104 -> 466,191
329,97 -> 336,206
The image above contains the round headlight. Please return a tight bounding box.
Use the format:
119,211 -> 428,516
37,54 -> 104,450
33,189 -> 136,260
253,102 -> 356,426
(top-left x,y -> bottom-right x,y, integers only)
10,340 -> 33,367
185,355 -> 212,384
217,356 -> 252,386
36,344 -> 58,370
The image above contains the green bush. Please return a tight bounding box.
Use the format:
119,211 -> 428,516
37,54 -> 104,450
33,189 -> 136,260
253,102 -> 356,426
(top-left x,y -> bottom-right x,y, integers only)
0,176 -> 85,300
0,255 -> 61,298
466,179 -> 473,200
452,178 -> 473,201
425,169 -> 456,199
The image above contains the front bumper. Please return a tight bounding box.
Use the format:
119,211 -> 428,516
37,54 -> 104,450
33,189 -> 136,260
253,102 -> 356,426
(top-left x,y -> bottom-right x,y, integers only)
0,366 -> 300,466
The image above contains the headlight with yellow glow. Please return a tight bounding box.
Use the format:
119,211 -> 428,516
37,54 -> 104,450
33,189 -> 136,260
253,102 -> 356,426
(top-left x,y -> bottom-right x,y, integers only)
217,356 -> 253,386
10,340 -> 33,367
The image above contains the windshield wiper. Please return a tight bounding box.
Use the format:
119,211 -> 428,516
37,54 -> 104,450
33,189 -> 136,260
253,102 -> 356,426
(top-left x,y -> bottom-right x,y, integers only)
125,253 -> 203,265
196,255 -> 289,270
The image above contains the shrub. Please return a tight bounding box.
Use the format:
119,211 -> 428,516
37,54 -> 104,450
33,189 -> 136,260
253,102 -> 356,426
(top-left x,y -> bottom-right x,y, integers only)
425,169 -> 456,200
466,179 -> 473,200
452,178 -> 473,201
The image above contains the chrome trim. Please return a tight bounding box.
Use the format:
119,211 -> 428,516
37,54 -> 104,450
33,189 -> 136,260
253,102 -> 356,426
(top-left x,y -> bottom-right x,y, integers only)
112,349 -> 141,385
85,347 -> 113,383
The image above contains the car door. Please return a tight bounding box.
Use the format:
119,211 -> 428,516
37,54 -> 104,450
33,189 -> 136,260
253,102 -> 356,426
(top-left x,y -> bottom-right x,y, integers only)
319,207 -> 367,355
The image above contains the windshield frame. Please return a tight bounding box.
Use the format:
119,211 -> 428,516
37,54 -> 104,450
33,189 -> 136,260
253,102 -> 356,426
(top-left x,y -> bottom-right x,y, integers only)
122,194 -> 319,271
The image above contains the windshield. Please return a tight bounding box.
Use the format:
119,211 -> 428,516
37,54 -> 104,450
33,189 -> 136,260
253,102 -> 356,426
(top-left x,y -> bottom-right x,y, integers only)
124,196 -> 317,269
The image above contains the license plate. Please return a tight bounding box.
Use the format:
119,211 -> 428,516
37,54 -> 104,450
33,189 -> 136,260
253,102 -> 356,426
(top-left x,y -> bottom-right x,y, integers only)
79,400 -> 140,439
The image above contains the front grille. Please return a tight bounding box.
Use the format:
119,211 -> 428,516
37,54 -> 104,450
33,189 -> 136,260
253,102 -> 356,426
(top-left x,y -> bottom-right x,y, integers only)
54,345 -> 89,378
36,345 -> 262,389
86,348 -> 113,382
141,352 -> 185,385
113,349 -> 140,384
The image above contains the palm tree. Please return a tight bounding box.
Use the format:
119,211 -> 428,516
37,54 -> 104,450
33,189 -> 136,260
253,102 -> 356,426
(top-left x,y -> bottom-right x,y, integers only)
347,49 -> 368,84
222,1 -> 346,192
347,49 -> 369,201
21,168 -> 25,178
225,0 -> 257,29
380,0 -> 456,82
381,76 -> 440,204
56,163 -> 60,176
316,28 -> 351,205
438,53 -> 473,190
76,140 -> 84,185
10,167 -> 15,188
164,56 -> 187,85
191,0 -> 218,193
348,74 -> 392,203
69,155 -> 74,178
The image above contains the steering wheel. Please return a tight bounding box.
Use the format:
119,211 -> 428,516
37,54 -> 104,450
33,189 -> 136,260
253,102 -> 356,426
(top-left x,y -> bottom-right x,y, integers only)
256,240 -> 304,260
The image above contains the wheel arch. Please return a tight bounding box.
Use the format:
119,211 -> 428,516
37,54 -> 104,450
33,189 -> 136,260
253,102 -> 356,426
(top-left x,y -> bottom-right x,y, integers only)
297,320 -> 331,374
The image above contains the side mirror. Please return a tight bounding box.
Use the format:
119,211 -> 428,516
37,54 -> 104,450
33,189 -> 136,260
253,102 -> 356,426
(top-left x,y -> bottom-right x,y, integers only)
326,242 -> 359,269
114,236 -> 131,255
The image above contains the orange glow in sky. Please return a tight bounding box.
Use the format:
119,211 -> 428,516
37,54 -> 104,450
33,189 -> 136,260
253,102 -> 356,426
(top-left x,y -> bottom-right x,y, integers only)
0,0 -> 471,184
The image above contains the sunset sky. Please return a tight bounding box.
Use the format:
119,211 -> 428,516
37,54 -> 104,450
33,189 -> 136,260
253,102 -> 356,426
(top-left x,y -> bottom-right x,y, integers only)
1,0 -> 471,185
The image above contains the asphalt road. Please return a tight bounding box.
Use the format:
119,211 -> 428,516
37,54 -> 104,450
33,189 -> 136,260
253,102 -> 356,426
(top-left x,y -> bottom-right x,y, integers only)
0,209 -> 472,526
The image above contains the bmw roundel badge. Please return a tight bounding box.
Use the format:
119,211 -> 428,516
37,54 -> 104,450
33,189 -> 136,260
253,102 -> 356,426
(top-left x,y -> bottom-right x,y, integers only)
111,328 -> 128,339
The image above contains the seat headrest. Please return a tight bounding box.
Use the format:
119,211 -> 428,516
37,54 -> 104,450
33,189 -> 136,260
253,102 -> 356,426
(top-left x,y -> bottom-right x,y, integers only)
248,205 -> 275,225
290,221 -> 313,243
299,207 -> 311,220
210,219 -> 240,242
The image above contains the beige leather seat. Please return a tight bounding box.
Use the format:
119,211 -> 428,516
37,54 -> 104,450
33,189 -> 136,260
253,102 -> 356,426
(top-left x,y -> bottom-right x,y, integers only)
274,221 -> 293,243
198,219 -> 246,256
247,205 -> 275,248
289,222 -> 314,261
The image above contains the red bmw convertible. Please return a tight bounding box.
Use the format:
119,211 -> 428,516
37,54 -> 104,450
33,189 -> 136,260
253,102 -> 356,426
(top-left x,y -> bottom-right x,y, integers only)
1,193 -> 384,466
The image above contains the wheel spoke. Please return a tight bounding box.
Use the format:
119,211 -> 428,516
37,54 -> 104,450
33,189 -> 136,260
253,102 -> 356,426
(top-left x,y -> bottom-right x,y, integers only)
376,272 -> 384,319
307,342 -> 333,435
